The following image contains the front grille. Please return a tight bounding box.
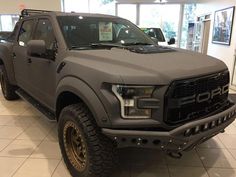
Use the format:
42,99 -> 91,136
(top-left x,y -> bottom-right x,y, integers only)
165,70 -> 230,125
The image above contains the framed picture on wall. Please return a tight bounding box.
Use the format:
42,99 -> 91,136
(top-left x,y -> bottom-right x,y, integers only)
212,6 -> 235,45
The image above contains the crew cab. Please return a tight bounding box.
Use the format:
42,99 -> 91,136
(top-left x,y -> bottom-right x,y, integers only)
0,9 -> 235,177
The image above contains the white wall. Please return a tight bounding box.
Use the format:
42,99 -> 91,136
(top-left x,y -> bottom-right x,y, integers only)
196,0 -> 236,81
0,0 -> 61,14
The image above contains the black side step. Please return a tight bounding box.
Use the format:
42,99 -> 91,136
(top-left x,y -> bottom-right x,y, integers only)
16,89 -> 56,121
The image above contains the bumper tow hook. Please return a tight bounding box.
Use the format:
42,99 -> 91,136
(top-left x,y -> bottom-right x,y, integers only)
167,152 -> 182,159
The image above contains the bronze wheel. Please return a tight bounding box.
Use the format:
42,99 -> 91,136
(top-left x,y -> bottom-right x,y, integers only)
58,103 -> 116,177
63,121 -> 87,172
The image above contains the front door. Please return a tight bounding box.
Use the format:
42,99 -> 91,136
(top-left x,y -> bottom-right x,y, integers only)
26,18 -> 58,109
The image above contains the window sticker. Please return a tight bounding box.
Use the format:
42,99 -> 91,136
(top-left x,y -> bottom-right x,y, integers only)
99,22 -> 113,41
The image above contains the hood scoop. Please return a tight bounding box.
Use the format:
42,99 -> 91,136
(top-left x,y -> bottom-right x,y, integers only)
126,45 -> 176,54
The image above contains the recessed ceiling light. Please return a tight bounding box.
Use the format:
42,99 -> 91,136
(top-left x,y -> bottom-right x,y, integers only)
155,0 -> 168,3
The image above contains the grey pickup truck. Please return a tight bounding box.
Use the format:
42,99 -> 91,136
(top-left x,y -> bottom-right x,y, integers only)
0,9 -> 235,177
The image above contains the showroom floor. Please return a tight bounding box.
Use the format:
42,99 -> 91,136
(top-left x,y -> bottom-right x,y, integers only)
0,91 -> 236,177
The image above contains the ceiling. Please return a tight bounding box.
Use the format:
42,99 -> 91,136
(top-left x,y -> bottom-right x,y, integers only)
116,0 -> 200,4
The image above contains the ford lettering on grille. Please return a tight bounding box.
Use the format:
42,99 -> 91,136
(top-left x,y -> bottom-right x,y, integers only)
165,71 -> 230,124
179,84 -> 229,106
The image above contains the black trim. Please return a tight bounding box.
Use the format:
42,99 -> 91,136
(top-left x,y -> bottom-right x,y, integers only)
16,88 -> 56,121
103,102 -> 236,152
20,9 -> 52,19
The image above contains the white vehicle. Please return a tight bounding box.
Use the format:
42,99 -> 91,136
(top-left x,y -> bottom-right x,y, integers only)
141,27 -> 176,46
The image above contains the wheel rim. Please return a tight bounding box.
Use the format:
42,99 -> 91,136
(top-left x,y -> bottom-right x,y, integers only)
63,121 -> 87,172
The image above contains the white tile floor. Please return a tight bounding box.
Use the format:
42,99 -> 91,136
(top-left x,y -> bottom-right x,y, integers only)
0,90 -> 236,177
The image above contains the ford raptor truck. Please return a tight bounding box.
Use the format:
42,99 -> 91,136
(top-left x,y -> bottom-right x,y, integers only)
0,9 -> 235,177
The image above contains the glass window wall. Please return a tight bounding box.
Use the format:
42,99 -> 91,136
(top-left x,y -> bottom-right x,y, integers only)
90,0 -> 116,15
139,4 -> 180,42
117,4 -> 137,24
180,4 -> 197,49
63,0 -> 115,15
0,15 -> 19,32
64,0 -> 89,13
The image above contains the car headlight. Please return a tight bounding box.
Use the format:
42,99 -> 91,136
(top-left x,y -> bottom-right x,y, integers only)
112,85 -> 157,119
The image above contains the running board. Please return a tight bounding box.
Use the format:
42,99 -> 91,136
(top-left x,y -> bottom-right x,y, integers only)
16,89 -> 56,121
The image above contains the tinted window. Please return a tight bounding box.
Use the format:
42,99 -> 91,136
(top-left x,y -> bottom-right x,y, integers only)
34,19 -> 55,50
18,20 -> 34,46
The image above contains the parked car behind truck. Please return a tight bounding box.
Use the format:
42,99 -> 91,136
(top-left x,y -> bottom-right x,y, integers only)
141,27 -> 176,46
0,9 -> 235,177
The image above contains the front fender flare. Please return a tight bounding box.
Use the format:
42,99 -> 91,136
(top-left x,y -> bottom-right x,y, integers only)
56,76 -> 111,127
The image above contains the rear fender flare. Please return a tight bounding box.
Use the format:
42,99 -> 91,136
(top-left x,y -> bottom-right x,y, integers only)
0,46 -> 17,85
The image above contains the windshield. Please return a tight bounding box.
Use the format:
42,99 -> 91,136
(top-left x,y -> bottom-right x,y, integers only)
57,16 -> 155,49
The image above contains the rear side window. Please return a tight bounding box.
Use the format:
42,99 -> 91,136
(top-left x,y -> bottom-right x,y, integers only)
34,19 -> 55,50
18,20 -> 34,46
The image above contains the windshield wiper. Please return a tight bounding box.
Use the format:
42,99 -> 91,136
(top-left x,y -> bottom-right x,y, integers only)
70,46 -> 91,50
122,42 -> 153,46
90,43 -> 124,48
70,43 -> 123,50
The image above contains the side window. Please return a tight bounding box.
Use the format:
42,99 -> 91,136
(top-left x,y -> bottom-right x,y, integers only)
34,19 -> 55,50
18,20 -> 34,46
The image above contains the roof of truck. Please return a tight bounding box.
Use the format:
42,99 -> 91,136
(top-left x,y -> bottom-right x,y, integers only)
20,9 -> 118,19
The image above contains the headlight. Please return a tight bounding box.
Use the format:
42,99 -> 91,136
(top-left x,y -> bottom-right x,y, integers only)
112,85 -> 156,119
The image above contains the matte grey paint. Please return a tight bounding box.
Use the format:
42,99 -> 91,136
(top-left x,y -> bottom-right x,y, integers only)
66,48 -> 226,85
0,11 -> 230,129
56,77 -> 111,127
27,40 -> 46,56
0,43 -> 17,84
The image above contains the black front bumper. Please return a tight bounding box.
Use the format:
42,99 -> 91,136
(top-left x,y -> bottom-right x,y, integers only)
102,103 -> 236,153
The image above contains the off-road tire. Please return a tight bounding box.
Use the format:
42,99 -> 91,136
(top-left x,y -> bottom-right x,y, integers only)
0,66 -> 18,100
58,103 -> 116,177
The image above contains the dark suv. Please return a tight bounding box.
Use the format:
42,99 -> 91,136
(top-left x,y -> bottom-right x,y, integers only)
0,9 -> 235,177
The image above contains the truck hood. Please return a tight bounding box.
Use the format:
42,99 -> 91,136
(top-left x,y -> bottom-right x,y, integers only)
69,46 -> 227,85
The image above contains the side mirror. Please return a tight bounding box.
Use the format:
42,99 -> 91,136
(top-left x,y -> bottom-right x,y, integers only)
168,38 -> 175,45
27,40 -> 46,57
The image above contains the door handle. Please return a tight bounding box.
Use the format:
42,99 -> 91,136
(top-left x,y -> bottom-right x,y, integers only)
27,58 -> 32,64
12,52 -> 16,59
